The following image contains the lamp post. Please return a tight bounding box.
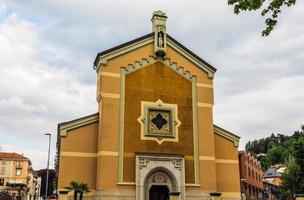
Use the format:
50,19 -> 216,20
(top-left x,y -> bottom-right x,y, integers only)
45,133 -> 51,200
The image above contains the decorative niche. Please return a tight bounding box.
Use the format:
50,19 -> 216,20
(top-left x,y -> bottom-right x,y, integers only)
137,99 -> 181,144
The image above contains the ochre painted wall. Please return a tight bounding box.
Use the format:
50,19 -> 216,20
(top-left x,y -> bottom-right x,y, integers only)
214,134 -> 241,193
58,156 -> 97,189
58,122 -> 99,189
59,39 -> 241,196
123,62 -> 194,183
96,44 -> 154,189
60,122 -> 99,153
95,42 -> 217,189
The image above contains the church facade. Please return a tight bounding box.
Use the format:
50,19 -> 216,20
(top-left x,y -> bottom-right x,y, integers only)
56,11 -> 241,200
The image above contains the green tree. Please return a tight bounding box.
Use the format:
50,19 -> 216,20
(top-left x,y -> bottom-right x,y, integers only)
267,145 -> 286,165
227,0 -> 297,36
280,159 -> 301,199
292,134 -> 304,192
257,155 -> 271,170
65,181 -> 90,200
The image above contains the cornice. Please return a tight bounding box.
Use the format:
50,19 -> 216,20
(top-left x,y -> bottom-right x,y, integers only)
214,125 -> 240,147
59,113 -> 99,137
94,34 -> 154,72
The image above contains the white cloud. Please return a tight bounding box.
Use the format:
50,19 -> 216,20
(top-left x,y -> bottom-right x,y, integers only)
0,5 -> 96,166
0,0 -> 303,166
213,3 -> 304,148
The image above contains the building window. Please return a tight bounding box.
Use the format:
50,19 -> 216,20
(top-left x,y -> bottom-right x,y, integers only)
1,161 -> 6,165
259,174 -> 261,182
256,172 -> 258,180
15,161 -> 23,168
0,167 -> 5,175
16,169 -> 21,176
248,167 -> 251,176
0,178 -> 4,186
252,170 -> 254,179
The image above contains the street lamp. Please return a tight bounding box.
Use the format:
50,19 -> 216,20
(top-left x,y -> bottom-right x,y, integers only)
45,133 -> 51,200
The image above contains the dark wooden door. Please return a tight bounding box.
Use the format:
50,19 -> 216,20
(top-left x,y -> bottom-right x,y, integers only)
149,185 -> 169,200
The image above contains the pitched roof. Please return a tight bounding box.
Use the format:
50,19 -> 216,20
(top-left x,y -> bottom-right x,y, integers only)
94,33 -> 154,67
93,33 -> 217,74
264,168 -> 281,178
0,152 -> 28,160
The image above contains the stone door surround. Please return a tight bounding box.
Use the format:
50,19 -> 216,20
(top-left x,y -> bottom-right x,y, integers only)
135,153 -> 185,200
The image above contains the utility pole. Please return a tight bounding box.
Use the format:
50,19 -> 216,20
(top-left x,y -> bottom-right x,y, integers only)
44,133 -> 51,200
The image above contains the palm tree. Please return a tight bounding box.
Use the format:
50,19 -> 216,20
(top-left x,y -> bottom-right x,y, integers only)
65,181 -> 90,200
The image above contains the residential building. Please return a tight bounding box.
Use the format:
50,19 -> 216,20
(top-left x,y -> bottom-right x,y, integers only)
35,176 -> 42,200
56,10 -> 242,200
238,151 -> 264,200
0,152 -> 37,200
27,169 -> 38,200
263,168 -> 282,200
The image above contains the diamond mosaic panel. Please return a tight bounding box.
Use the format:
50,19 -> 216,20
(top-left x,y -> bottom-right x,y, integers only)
148,109 -> 172,137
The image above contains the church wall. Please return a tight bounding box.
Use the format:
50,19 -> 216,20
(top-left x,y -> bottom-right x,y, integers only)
214,134 -> 239,160
56,10 -> 244,200
100,76 -> 120,93
58,156 -> 97,189
166,45 -> 217,191
214,134 -> 241,199
60,122 -> 99,152
199,160 -> 217,190
58,122 -> 99,190
197,87 -> 213,104
96,43 -> 154,187
98,98 -> 120,152
198,107 -> 215,157
123,62 -> 194,183
96,41 -> 218,191
95,44 -> 155,190
96,98 -> 120,189
95,45 -> 154,190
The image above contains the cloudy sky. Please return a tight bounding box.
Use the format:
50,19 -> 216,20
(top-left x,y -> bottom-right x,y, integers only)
0,0 -> 303,170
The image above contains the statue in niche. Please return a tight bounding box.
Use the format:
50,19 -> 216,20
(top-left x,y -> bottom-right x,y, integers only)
158,31 -> 164,48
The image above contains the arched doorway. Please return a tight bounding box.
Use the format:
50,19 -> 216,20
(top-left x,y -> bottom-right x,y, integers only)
144,167 -> 177,200
149,185 -> 169,200
135,154 -> 185,200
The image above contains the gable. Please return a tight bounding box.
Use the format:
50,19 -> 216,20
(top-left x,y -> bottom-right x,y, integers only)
94,33 -> 216,79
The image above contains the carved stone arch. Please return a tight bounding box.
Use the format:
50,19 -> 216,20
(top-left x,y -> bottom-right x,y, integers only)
135,154 -> 185,200
144,166 -> 178,191
144,166 -> 178,200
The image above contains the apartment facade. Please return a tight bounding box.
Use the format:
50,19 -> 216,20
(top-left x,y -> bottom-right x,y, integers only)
0,152 -> 37,200
263,168 -> 282,200
238,151 -> 264,200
